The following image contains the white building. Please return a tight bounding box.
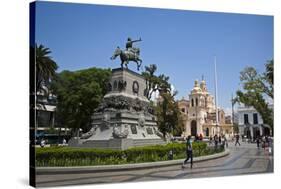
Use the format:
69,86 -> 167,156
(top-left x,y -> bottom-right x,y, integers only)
36,88 -> 70,136
237,105 -> 272,139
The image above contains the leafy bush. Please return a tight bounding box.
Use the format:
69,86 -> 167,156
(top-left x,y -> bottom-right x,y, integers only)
36,142 -> 222,167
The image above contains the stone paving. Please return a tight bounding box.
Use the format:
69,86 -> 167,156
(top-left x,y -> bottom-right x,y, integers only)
36,142 -> 273,187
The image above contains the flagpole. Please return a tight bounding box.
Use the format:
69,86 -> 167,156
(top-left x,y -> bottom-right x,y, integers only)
214,56 -> 219,135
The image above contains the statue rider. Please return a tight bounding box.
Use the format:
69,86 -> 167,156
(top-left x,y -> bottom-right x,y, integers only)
126,37 -> 141,55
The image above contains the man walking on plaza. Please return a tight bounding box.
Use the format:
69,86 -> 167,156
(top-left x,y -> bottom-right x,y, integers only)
182,135 -> 193,169
214,134 -> 219,149
256,136 -> 260,148
235,134 -> 241,146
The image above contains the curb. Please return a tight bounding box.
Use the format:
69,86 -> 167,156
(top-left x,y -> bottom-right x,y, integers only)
36,149 -> 230,174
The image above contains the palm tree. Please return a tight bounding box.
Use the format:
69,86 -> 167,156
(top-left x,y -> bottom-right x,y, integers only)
36,44 -> 58,93
35,44 -> 58,134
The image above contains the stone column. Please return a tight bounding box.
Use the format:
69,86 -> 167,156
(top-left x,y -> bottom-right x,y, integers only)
259,125 -> 263,136
186,121 -> 190,136
250,127 -> 254,141
198,119 -> 203,135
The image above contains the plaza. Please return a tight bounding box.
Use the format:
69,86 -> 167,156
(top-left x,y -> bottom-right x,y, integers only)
36,142 -> 273,187
30,3 -> 274,188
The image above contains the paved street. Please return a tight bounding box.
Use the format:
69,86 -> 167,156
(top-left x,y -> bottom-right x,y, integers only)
36,142 -> 273,187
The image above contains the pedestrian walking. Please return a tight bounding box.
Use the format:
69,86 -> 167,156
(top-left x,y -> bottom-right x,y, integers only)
182,135 -> 193,169
268,136 -> 273,155
262,136 -> 266,150
214,134 -> 218,149
265,135 -> 269,144
40,138 -> 46,148
63,138 -> 67,146
256,136 -> 260,148
235,134 -> 241,146
218,135 -> 222,144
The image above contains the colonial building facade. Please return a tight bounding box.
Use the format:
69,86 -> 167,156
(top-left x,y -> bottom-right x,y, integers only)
237,105 -> 272,140
178,79 -> 233,138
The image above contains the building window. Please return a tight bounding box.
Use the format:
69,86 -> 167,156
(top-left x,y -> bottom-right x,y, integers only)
244,114 -> 249,124
253,113 -> 258,124
191,99 -> 194,107
181,108 -> 185,113
196,98 -> 198,106
202,98 -> 205,107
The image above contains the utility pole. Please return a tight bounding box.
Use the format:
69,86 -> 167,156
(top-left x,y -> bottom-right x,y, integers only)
214,56 -> 219,135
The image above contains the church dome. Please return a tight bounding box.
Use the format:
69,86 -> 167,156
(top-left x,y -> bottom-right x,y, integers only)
201,80 -> 206,85
191,80 -> 202,94
200,79 -> 207,92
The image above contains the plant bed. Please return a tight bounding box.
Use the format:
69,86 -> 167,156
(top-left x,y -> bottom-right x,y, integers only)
36,142 -> 224,167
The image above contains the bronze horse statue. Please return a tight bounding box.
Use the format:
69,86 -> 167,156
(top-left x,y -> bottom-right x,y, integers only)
110,46 -> 142,71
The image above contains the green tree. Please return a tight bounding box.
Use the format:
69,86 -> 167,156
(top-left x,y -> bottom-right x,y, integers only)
36,44 -> 58,93
235,60 -> 273,134
142,64 -> 171,99
155,92 -> 184,138
142,65 -> 183,139
51,67 -> 111,136
34,44 -> 58,134
264,59 -> 273,98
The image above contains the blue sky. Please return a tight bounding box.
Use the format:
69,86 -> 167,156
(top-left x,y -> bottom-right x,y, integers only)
35,1 -> 273,113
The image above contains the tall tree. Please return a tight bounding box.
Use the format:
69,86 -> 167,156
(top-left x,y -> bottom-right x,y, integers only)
142,65 -> 183,139
263,60 -> 273,99
35,44 -> 58,132
235,59 -> 274,134
36,44 -> 58,93
142,64 -> 171,100
51,67 -> 111,136
155,92 -> 184,138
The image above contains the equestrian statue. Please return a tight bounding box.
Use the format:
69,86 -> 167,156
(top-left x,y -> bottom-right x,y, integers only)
111,37 -> 142,71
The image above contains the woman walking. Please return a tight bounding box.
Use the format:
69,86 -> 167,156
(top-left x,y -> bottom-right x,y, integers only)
182,135 -> 193,169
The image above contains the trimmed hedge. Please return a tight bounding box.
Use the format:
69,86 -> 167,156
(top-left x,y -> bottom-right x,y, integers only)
36,142 -> 223,167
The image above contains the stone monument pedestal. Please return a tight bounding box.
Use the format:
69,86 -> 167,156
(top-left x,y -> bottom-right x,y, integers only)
68,68 -> 165,150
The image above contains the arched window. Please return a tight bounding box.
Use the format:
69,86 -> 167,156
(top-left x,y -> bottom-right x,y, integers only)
181,108 -> 185,113
206,128 -> 209,136
196,98 -> 198,106
191,99 -> 194,107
